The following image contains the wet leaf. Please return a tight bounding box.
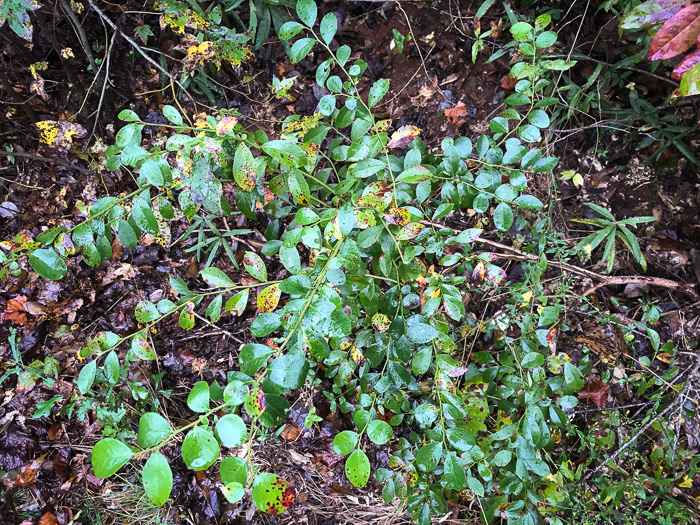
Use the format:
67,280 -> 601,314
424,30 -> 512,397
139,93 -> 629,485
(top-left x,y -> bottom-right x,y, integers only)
220,456 -> 248,485
28,249 -> 67,280
92,438 -> 133,478
252,473 -> 295,514
181,426 -> 220,471
372,313 -> 390,332
673,48 -> 700,79
137,413 -> 172,448
620,0 -> 688,30
215,414 -> 247,447
222,482 -> 246,503
143,452 -> 172,506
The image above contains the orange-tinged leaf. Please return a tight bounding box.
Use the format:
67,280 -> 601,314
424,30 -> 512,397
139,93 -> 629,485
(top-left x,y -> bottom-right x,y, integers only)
245,388 -> 266,418
257,284 -> 281,313
485,264 -> 507,286
216,116 -> 239,135
4,295 -> 28,325
472,261 -> 485,284
547,328 -> 557,353
445,102 -> 468,124
39,513 -> 58,525
649,4 -> 700,61
384,207 -> 410,226
387,125 -> 421,148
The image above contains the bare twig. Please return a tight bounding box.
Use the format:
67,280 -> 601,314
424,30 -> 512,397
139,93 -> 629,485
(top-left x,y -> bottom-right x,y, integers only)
60,0 -> 98,71
84,0 -> 197,110
583,393 -> 683,481
89,30 -> 118,141
0,68 -> 38,122
0,151 -> 91,174
419,220 -> 700,300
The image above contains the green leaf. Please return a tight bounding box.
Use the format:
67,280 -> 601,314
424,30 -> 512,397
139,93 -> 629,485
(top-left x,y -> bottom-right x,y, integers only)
104,351 -> 120,384
564,362 -> 584,391
132,200 -> 159,235
528,109 -> 550,128
415,442 -> 442,472
513,194 -> 543,210
224,380 -> 248,406
296,0 -> 317,27
233,143 -> 257,191
215,414 -> 247,448
521,352 -> 545,368
131,335 -> 156,360
519,124 -> 541,143
162,105 -> 182,125
367,420 -> 392,445
467,475 -> 484,496
205,295 -> 222,323
220,456 -> 248,485
407,315 -> 439,344
412,347 -> 432,375
279,245 -> 301,273
345,449 -> 370,487
250,312 -> 281,337
333,430 -> 358,455
290,38 -> 315,64
222,482 -> 246,503
336,45 -> 351,66
318,94 -> 336,116
187,381 -> 210,413
490,117 -> 508,133
320,12 -> 337,44
77,360 -> 97,394
493,202 -> 513,231
181,426 -> 220,471
137,412 -> 172,448
143,452 -> 173,506
443,452 -> 466,490
92,438 -> 133,478
268,354 -> 309,389
139,158 -> 164,186
201,267 -> 235,288
368,79 -> 390,108
117,220 -> 138,248
493,449 -> 513,467
583,202 -> 617,221
252,473 -> 295,514
135,300 -> 160,322
288,168 -> 311,206
28,249 -> 67,280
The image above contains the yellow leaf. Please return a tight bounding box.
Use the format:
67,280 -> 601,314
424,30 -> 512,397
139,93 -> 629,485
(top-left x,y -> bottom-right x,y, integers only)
257,284 -> 281,313
679,475 -> 693,488
520,291 -> 532,307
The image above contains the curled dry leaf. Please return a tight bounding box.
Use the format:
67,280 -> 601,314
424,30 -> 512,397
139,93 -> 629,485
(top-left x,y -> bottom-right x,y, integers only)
387,125 -> 421,149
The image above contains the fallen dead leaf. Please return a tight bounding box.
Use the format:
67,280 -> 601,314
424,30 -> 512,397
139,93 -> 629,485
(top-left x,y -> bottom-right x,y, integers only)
4,296 -> 28,325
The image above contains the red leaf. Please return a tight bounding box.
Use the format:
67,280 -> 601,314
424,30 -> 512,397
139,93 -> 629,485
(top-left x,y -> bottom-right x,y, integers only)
649,4 -> 700,61
672,48 -> 700,79
578,380 -> 610,408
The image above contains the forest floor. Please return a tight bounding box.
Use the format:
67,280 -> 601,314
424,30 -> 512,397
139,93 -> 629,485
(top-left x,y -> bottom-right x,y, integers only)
2,1 -> 700,524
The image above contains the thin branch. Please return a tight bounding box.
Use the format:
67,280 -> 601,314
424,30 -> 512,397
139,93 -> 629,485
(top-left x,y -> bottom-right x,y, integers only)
0,151 -> 91,174
60,0 -> 98,71
84,0 -> 197,110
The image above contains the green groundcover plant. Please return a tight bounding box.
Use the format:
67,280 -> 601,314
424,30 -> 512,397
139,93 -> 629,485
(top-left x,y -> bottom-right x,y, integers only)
1,2 -> 692,524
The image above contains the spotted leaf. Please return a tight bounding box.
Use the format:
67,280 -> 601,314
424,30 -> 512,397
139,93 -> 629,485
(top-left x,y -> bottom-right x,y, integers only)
354,209 -> 376,229
485,264 -> 507,285
35,120 -> 87,150
216,116 -> 239,136
252,473 -> 295,515
179,301 -> 195,330
257,284 -> 281,313
384,207 -> 410,226
232,143 -> 257,191
372,313 -> 390,333
245,388 -> 266,419
396,223 -> 424,241
225,289 -> 249,316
